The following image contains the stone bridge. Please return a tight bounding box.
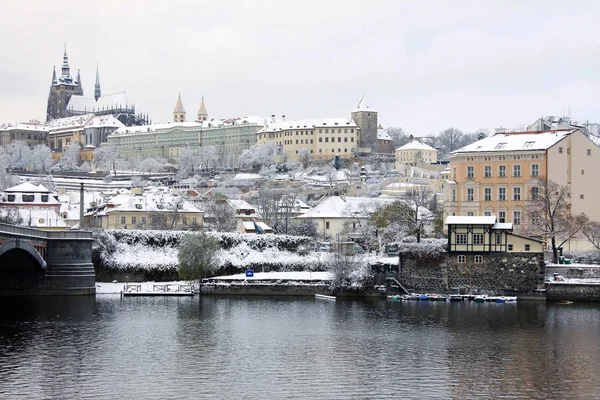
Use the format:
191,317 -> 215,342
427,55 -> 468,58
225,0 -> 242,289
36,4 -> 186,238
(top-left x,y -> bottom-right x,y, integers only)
0,223 -> 95,295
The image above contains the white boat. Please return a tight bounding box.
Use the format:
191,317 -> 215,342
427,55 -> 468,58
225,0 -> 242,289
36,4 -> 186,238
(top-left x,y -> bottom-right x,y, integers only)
315,294 -> 336,301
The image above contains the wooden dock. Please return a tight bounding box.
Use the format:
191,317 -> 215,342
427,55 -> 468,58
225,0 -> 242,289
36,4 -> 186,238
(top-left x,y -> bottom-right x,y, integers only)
122,283 -> 195,297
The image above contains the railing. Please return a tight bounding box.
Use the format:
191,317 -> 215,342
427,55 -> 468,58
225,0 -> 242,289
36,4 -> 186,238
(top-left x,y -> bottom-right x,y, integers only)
0,223 -> 92,239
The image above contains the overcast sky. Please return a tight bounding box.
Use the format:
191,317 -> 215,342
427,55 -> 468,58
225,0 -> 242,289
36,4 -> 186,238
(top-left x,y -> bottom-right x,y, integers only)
1,0 -> 599,136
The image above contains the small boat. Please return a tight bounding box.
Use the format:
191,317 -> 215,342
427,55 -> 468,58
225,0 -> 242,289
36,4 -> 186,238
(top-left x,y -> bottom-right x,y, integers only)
495,297 -> 506,303
449,295 -> 463,302
315,294 -> 336,301
419,294 -> 430,301
404,294 -> 420,300
387,295 -> 402,302
474,295 -> 487,303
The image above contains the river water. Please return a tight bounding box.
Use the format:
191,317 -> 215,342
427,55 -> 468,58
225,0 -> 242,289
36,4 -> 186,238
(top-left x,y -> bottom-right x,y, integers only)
0,295 -> 599,399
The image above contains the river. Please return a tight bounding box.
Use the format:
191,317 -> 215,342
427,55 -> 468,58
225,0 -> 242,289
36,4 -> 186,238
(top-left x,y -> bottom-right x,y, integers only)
0,295 -> 599,399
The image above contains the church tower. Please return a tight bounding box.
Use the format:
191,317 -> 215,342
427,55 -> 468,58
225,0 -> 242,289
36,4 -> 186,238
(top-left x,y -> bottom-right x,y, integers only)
173,94 -> 186,123
197,96 -> 208,122
94,64 -> 101,101
350,94 -> 378,150
46,44 -> 81,121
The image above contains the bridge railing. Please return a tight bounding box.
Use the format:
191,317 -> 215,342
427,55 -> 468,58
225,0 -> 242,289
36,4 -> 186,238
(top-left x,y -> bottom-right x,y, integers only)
0,223 -> 92,239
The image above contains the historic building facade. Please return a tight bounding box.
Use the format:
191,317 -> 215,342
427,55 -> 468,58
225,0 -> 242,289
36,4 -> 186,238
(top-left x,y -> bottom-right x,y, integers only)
443,129 -> 600,238
46,46 -> 149,126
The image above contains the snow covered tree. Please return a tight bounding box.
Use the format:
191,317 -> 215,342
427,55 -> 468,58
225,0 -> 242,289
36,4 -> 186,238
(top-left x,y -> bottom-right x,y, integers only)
386,127 -> 410,149
524,178 -> 589,263
238,142 -> 278,171
177,232 -> 220,281
583,221 -> 600,251
198,146 -> 218,171
298,148 -> 311,169
0,147 -> 12,190
178,148 -> 200,178
138,157 -> 165,173
327,252 -> 372,292
200,193 -> 237,232
6,141 -> 32,171
31,144 -> 55,172
58,142 -> 81,171
288,220 -> 318,237
93,144 -> 120,174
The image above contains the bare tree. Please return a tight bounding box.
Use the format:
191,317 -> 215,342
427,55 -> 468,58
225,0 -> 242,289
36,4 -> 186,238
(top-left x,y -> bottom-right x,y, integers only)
201,193 -> 236,232
524,178 -> 589,263
583,221 -> 600,251
386,127 -> 410,149
149,195 -> 187,230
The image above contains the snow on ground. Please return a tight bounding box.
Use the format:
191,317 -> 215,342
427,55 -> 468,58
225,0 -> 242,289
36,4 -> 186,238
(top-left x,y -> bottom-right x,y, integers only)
209,271 -> 332,281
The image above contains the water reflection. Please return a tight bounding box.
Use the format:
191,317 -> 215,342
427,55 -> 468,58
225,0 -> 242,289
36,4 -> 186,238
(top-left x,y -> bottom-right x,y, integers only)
0,296 -> 599,399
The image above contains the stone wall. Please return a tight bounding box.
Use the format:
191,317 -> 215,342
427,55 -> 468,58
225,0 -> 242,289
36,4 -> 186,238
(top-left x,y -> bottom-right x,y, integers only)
546,283 -> 600,301
398,252 -> 544,294
545,265 -> 600,279
45,238 -> 96,295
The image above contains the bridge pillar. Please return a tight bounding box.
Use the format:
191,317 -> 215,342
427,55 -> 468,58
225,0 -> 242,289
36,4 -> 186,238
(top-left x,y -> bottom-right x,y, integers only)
44,236 -> 96,295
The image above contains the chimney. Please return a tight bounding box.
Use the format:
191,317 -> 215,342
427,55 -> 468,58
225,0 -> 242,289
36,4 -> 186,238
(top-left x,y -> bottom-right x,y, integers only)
282,115 -> 286,121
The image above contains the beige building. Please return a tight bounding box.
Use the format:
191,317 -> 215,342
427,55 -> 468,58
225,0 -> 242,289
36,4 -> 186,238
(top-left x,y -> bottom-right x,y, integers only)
395,140 -> 438,168
443,129 -> 600,247
85,191 -> 203,230
0,123 -> 48,149
256,118 -> 360,162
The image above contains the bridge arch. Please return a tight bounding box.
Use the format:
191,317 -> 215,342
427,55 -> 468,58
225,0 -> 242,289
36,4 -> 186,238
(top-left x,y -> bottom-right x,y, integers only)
0,239 -> 47,270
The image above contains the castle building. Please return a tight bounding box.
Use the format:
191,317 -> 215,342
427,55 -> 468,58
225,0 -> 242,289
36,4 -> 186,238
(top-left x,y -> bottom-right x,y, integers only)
46,46 -> 149,127
197,96 -> 208,122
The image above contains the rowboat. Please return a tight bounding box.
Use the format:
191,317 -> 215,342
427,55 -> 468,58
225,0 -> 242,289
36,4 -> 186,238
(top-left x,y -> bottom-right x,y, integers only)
315,294 -> 336,301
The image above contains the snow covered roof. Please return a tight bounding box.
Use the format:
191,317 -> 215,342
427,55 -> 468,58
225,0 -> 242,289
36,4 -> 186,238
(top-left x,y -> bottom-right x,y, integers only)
259,118 -> 357,133
228,199 -> 257,211
297,196 -> 396,219
352,94 -> 377,113
107,193 -> 203,214
445,216 -> 496,225
396,140 -> 437,152
0,123 -> 48,132
377,126 -> 392,141
492,222 -> 513,230
241,220 -> 272,232
86,115 -> 125,129
67,92 -> 132,112
5,182 -> 51,193
46,114 -> 95,133
450,129 -> 577,155
233,173 -> 264,180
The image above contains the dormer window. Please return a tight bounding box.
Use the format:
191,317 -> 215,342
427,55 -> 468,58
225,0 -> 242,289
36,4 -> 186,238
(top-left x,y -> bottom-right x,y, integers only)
7,194 -> 15,202
135,204 -> 142,209
22,194 -> 34,202
494,143 -> 507,149
523,141 -> 535,148
41,195 -> 48,202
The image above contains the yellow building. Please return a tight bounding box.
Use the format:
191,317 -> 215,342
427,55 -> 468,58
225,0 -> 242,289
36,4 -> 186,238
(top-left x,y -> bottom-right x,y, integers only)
444,128 -> 600,235
395,140 -> 438,168
256,118 -> 360,162
85,192 -> 203,230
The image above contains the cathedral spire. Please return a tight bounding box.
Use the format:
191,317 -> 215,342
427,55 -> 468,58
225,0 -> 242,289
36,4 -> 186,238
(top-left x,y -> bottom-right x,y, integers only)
61,43 -> 71,78
76,69 -> 83,95
173,93 -> 186,123
51,66 -> 57,86
94,64 -> 101,101
197,96 -> 208,122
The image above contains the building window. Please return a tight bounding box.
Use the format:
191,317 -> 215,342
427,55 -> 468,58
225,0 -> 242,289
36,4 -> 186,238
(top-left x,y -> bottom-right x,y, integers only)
531,164 -> 539,177
498,211 -> 506,223
351,138 -> 354,142
325,138 -> 329,142
484,165 -> 492,178
525,244 -> 530,251
513,187 -> 521,201
508,244 -> 513,251
484,187 -> 492,201
132,216 -> 137,224
559,147 -> 563,154
496,234 -> 502,245
582,169 -> 585,175
499,165 -> 506,177
467,188 -> 474,201
484,211 -> 491,216
467,212 -> 474,216
41,195 -> 48,202
453,168 -> 457,179
457,255 -> 466,263
325,221 -> 330,229
142,217 -> 146,225
513,165 -> 521,177
474,255 -> 483,264
513,211 -> 521,225
456,234 -> 467,245
120,216 -> 126,224
182,217 -> 187,226
22,194 -> 34,202
467,166 -> 474,178
580,194 -> 584,199
587,149 -> 591,156
498,187 -> 506,201
452,189 -> 456,202
473,234 -> 484,245
531,186 -> 539,200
